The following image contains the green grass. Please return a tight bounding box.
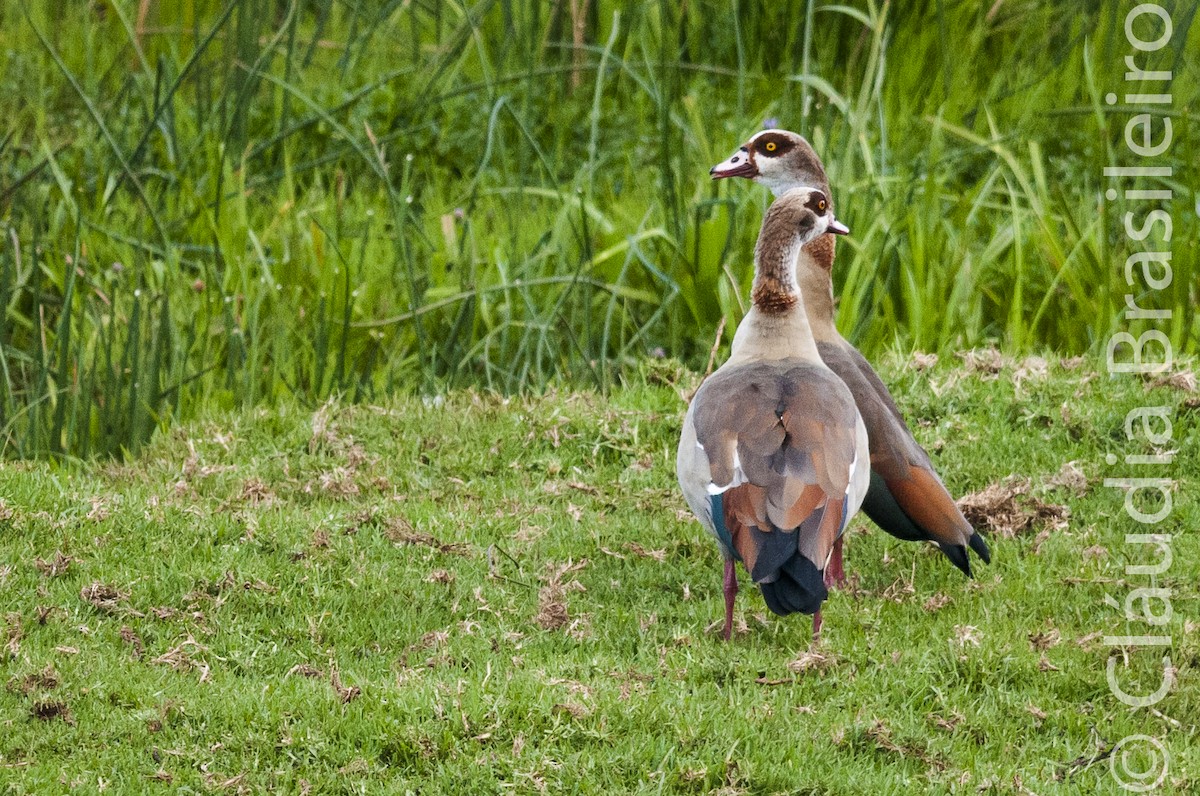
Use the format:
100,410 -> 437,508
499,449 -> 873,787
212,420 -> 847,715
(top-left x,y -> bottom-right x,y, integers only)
1,357 -> 1196,793
0,1 -> 1197,457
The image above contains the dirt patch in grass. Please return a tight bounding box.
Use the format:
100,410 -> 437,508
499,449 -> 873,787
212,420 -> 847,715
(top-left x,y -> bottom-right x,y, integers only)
923,593 -> 953,612
536,588 -> 570,631
330,666 -> 361,704
7,666 -> 60,695
152,635 -> 212,682
3,613 -> 22,659
31,699 -> 74,723
238,478 -> 276,506
536,560 -> 588,633
1144,367 -> 1196,393
80,582 -> 139,616
384,516 -> 468,555
317,467 -> 360,498
120,626 -> 145,660
864,719 -> 947,771
1045,461 -> 1088,496
202,771 -> 248,793
757,650 -> 840,684
34,551 -> 76,577
1029,628 -> 1062,651
788,649 -> 838,673
911,352 -> 939,371
957,476 -> 1069,538
398,631 -> 451,670
623,542 -> 666,561
958,347 -> 1004,377
551,702 -> 589,719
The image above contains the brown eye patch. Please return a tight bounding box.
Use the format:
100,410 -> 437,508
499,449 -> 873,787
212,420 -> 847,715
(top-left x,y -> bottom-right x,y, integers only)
755,134 -> 794,158
804,191 -> 829,214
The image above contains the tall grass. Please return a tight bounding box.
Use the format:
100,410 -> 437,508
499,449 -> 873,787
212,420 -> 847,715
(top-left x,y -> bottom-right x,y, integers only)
0,0 -> 1196,457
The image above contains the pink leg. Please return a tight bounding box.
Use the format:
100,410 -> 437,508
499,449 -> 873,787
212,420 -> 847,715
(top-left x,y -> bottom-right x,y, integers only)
722,559 -> 738,641
812,610 -> 822,640
824,535 -> 846,589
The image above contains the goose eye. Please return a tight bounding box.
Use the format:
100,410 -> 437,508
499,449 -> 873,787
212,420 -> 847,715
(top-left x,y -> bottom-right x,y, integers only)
817,199 -> 827,212
764,141 -> 777,153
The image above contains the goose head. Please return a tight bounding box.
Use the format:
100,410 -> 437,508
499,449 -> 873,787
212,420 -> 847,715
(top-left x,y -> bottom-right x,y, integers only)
710,129 -> 830,200
756,187 -> 849,260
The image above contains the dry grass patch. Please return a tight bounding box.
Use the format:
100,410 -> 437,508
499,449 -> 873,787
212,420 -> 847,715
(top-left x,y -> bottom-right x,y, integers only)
536,559 -> 588,633
7,666 -> 60,695
80,582 -> 131,614
34,551 -> 75,577
957,476 -> 1069,538
384,516 -> 468,555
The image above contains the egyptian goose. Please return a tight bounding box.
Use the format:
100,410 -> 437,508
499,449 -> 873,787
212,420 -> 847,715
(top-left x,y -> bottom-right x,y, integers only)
710,129 -> 991,578
677,187 -> 868,641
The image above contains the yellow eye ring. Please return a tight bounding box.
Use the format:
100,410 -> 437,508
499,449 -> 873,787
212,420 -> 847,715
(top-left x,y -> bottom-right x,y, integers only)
765,141 -> 777,152
817,199 -> 827,211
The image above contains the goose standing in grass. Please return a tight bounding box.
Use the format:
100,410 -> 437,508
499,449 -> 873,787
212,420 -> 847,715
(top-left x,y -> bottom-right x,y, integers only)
710,129 -> 991,579
677,187 -> 868,641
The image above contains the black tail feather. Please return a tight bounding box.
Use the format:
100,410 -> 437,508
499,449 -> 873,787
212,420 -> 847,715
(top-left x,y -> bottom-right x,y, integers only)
968,532 -> 991,564
938,543 -> 973,578
759,555 -> 827,616
747,524 -> 799,584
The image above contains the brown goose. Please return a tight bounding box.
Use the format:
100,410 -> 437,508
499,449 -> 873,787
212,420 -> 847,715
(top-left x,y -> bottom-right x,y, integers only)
677,187 -> 868,641
710,129 -> 990,579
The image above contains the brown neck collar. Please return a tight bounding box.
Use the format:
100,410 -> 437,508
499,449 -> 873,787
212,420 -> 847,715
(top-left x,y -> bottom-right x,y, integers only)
751,280 -> 799,314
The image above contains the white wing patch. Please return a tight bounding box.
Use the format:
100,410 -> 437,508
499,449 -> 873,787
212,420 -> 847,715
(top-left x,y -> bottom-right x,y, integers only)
844,449 -> 858,497
705,442 -> 748,496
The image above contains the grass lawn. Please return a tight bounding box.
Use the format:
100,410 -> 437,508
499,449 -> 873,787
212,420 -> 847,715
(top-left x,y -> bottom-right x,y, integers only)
1,354 -> 1196,794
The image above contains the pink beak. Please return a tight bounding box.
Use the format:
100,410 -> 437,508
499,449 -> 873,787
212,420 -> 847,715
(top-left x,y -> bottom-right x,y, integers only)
710,149 -> 756,180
